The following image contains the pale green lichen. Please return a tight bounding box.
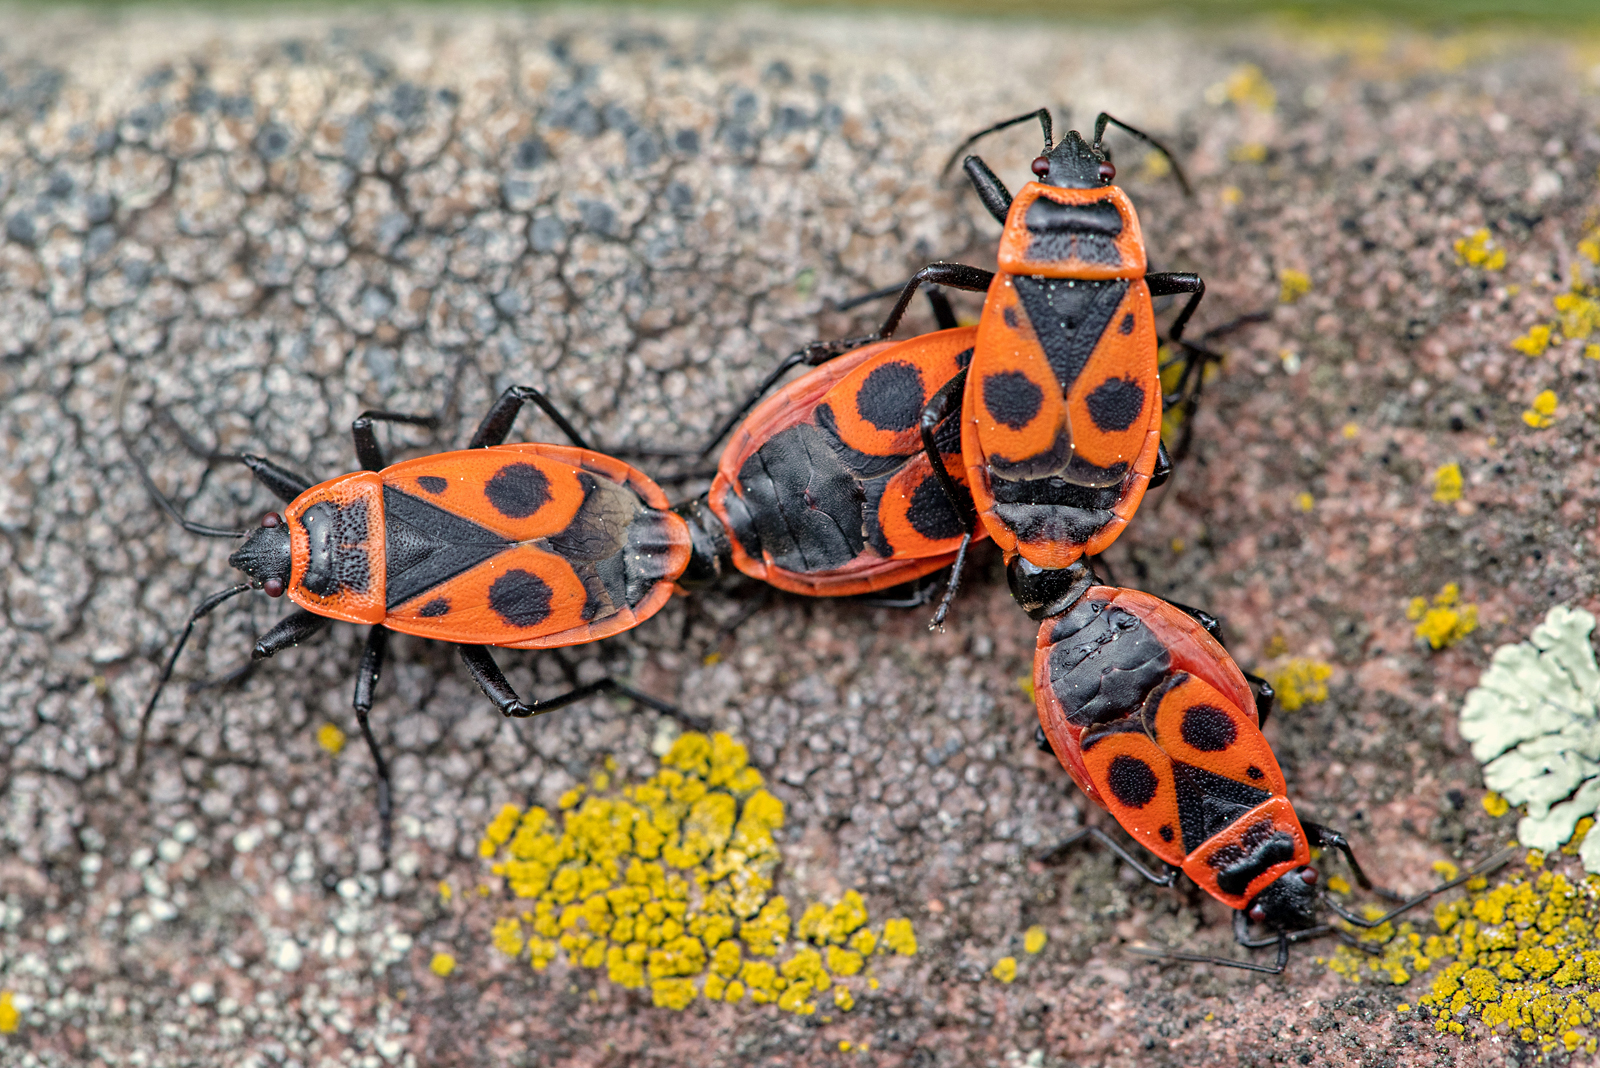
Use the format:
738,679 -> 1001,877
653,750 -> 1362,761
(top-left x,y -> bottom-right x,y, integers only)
1459,606 -> 1600,872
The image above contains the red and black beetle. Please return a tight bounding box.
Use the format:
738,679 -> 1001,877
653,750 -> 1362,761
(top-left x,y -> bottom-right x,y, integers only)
131,386 -> 710,851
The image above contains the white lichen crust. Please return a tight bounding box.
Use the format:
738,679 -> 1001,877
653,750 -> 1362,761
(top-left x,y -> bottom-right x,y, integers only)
1460,605 -> 1600,871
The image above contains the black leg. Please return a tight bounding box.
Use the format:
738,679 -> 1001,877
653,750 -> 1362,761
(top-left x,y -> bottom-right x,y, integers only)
458,645 -> 708,730
235,455 -> 315,504
1146,272 -> 1205,345
1091,112 -> 1193,196
1301,822 -> 1380,892
1147,440 -> 1173,489
1038,825 -> 1180,887
961,157 -> 1014,223
691,267 -> 993,462
1165,600 -> 1225,645
870,263 -> 994,344
469,385 -> 590,451
917,367 -> 979,630
352,626 -> 393,860
1322,846 -> 1518,929
1034,723 -> 1056,755
350,411 -> 439,472
253,609 -> 332,660
1244,671 -> 1276,728
134,583 -> 254,770
839,283 -> 962,331
1129,921 -> 1290,974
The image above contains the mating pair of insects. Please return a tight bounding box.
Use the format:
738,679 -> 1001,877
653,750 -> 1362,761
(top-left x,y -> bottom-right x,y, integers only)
131,109 -> 1509,973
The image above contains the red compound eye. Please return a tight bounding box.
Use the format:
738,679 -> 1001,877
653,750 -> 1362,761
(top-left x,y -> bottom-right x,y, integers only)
261,512 -> 282,528
1248,904 -> 1267,924
1098,161 -> 1116,181
1300,868 -> 1318,885
1031,155 -> 1050,177
264,578 -> 286,598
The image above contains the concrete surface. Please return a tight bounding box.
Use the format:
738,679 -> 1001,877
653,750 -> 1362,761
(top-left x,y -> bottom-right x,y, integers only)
2,6 -> 1599,1066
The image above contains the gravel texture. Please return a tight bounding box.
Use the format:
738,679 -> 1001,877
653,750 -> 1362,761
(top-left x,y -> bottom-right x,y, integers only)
3,7 -> 1599,1066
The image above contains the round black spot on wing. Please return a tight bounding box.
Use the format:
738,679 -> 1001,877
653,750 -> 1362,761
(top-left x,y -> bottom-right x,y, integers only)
1180,704 -> 1238,752
983,371 -> 1045,431
418,597 -> 450,617
484,463 -> 552,519
903,475 -> 965,542
1159,824 -> 1175,843
417,475 -> 448,494
1247,764 -> 1264,780
1084,377 -> 1146,433
488,569 -> 553,628
854,361 -> 925,433
1106,754 -> 1159,808
1119,312 -> 1135,335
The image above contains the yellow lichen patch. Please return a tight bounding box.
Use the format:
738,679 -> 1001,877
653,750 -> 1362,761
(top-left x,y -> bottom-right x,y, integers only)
1230,142 -> 1268,164
1279,269 -> 1312,304
1408,584 -> 1479,650
1454,228 -> 1506,271
1555,290 -> 1600,342
1323,854 -> 1600,1057
1295,492 -> 1315,513
1484,792 -> 1512,818
1024,926 -> 1048,954
1431,463 -> 1463,504
0,990 -> 17,1034
316,722 -> 346,755
1264,659 -> 1333,713
1512,325 -> 1553,357
481,732 -> 916,1014
992,957 -> 1018,983
430,952 -> 456,977
1523,389 -> 1559,429
1212,63 -> 1277,111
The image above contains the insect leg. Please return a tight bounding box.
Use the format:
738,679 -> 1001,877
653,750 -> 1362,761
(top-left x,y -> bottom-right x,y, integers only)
1146,272 -> 1205,344
468,385 -> 590,451
853,576 -> 944,609
917,367 -> 978,630
350,410 -> 439,472
836,282 -> 961,331
352,625 -> 394,860
1038,825 -> 1180,887
458,646 -> 710,730
871,263 -> 994,343
253,609 -> 332,660
1322,846 -> 1519,929
1243,672 -> 1276,728
1146,440 -> 1173,489
135,583 -> 254,770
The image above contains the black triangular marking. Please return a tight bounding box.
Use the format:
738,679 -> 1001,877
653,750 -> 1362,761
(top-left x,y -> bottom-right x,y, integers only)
383,486 -> 510,609
1012,277 -> 1130,395
1171,761 -> 1273,855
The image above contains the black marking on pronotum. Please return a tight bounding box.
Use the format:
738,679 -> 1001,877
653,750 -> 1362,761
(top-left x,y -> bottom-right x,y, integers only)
383,487 -> 508,609
488,568 -> 554,628
299,498 -> 372,597
1211,827 -> 1299,896
485,462 -> 552,519
983,371 -> 1044,431
1023,196 -> 1124,266
417,475 -> 447,494
854,361 -> 926,433
1106,753 -> 1159,808
1179,704 -> 1238,753
1084,377 -> 1146,434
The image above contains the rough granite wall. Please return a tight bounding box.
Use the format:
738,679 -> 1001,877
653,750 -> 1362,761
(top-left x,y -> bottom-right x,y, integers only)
2,6 -> 1599,1066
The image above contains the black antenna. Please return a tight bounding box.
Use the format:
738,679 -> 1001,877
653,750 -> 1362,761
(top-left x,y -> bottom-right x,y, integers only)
940,107 -> 1055,180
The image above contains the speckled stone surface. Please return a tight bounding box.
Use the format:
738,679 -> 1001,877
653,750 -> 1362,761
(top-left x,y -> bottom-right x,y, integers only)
3,7 -> 1599,1066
